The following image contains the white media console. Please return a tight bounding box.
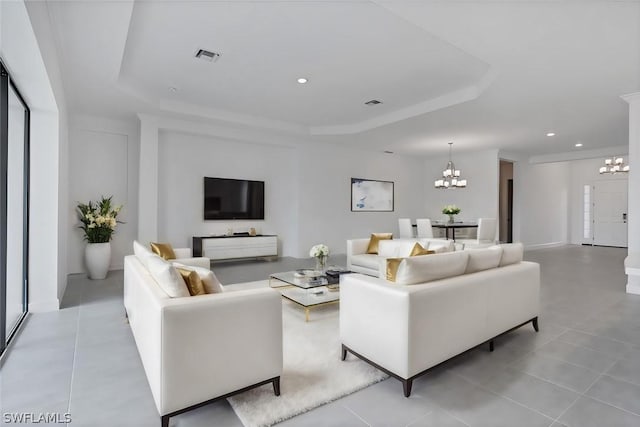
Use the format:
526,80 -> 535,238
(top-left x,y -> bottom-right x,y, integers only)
192,235 -> 278,261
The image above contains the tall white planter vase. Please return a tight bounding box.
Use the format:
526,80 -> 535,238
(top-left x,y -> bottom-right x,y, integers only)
85,242 -> 111,280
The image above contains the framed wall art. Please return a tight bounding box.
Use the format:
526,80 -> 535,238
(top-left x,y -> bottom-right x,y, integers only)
351,178 -> 394,212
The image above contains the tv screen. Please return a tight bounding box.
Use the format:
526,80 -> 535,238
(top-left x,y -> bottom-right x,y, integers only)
204,177 -> 265,220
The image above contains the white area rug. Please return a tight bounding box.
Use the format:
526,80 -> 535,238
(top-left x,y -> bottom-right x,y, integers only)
225,280 -> 388,427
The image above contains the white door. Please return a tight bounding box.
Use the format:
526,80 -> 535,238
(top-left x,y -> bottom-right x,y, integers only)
593,180 -> 628,247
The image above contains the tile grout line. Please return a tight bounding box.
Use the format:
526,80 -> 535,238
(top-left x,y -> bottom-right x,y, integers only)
65,281 -> 84,417
340,401 -> 373,427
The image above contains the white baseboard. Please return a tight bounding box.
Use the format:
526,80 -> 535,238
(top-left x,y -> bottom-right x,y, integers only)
524,242 -> 567,251
626,282 -> 640,295
29,299 -> 61,312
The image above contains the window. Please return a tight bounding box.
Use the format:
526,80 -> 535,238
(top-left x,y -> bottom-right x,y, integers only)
583,184 -> 592,240
0,60 -> 30,355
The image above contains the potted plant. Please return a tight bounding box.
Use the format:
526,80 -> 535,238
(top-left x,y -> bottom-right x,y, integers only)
442,204 -> 461,224
77,196 -> 123,279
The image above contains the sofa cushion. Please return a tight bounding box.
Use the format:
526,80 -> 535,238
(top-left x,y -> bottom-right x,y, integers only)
391,251 -> 469,285
496,243 -> 524,266
366,233 -> 393,254
351,253 -> 381,270
176,267 -> 207,296
378,240 -> 418,258
429,240 -> 454,253
146,255 -> 190,298
173,263 -> 225,294
465,247 -> 503,274
150,242 -> 177,260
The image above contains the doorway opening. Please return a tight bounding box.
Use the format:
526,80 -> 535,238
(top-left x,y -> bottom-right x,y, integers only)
499,160 -> 514,243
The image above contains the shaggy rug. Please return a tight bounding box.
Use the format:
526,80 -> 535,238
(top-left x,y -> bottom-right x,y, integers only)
225,280 -> 388,427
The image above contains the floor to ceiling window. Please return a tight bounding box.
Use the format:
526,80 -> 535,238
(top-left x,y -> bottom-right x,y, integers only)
0,60 -> 30,356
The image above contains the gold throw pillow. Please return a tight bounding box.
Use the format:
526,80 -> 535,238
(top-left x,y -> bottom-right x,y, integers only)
366,233 -> 393,254
150,242 -> 176,260
176,268 -> 207,296
386,258 -> 404,282
410,243 -> 436,257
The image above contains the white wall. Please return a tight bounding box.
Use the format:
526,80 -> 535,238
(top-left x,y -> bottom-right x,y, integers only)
513,161 -> 570,249
568,157 -> 628,245
1,1 -> 65,311
68,115 -> 139,273
423,149 -> 500,225
296,144 -> 425,256
157,130 -> 299,255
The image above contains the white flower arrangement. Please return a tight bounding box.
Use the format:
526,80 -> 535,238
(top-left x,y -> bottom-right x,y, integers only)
442,204 -> 461,215
77,196 -> 124,243
309,244 -> 330,258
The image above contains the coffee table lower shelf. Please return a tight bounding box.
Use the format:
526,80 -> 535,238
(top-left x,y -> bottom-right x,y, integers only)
269,274 -> 340,322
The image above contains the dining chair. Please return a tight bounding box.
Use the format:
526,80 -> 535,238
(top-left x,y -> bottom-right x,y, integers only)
416,218 -> 434,238
458,218 -> 497,248
398,218 -> 414,239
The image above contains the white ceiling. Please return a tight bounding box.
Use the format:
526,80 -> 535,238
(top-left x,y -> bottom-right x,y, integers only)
39,0 -> 640,156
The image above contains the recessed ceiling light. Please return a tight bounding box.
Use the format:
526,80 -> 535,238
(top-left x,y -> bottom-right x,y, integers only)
546,132 -> 556,137
575,143 -> 583,147
297,78 -> 308,84
169,86 -> 178,93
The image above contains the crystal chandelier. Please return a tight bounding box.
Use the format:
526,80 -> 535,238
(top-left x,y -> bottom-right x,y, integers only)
599,156 -> 629,174
434,142 -> 467,189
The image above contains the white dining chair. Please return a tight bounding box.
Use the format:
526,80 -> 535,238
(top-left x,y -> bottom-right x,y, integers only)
458,218 -> 497,248
398,218 -> 414,239
416,218 -> 434,238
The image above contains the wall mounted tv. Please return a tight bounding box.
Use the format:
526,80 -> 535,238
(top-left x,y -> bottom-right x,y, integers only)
203,177 -> 265,220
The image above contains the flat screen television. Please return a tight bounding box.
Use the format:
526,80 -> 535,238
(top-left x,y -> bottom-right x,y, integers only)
204,177 -> 265,220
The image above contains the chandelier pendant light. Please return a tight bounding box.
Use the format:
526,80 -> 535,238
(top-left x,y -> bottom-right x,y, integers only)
599,156 -> 629,174
434,142 -> 467,189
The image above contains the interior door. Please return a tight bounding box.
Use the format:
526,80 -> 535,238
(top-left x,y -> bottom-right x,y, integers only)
593,180 -> 628,247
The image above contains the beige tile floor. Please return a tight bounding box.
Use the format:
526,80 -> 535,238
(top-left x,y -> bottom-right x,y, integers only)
1,245 -> 639,427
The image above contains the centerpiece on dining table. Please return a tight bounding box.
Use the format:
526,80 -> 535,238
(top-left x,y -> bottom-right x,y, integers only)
442,204 -> 461,224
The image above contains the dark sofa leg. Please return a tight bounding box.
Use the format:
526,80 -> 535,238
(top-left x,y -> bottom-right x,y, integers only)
161,415 -> 169,427
402,379 -> 413,397
341,344 -> 347,361
273,376 -> 281,396
489,340 -> 494,352
532,317 -> 539,332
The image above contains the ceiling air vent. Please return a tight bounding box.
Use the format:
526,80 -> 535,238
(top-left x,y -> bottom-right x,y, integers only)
365,99 -> 382,106
194,49 -> 221,62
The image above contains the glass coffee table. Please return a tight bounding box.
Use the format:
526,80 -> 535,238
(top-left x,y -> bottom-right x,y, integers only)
269,270 -> 341,322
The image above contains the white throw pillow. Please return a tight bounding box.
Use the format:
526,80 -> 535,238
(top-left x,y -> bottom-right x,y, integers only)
133,240 -> 154,268
378,240 -> 421,258
465,247 -> 503,274
146,255 -> 190,298
172,262 -> 225,294
496,243 -> 524,266
429,240 -> 454,253
393,251 -> 469,285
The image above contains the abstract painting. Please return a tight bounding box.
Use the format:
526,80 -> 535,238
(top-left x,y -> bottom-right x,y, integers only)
351,178 -> 394,212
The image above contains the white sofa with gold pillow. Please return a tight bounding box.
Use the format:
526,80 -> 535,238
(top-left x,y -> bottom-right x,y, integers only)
124,241 -> 283,427
340,243 -> 539,397
346,236 -> 455,277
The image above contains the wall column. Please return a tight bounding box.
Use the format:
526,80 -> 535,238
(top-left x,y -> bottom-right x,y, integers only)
623,92 -> 640,295
137,114 -> 159,244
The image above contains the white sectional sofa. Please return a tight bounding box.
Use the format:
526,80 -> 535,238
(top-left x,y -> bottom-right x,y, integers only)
347,237 -> 455,277
124,245 -> 283,427
340,243 -> 539,396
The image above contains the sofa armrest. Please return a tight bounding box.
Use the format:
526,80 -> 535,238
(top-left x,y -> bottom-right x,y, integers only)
340,274 -> 411,378
158,288 -> 283,414
347,238 -> 370,270
173,248 -> 192,258
173,257 -> 211,269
